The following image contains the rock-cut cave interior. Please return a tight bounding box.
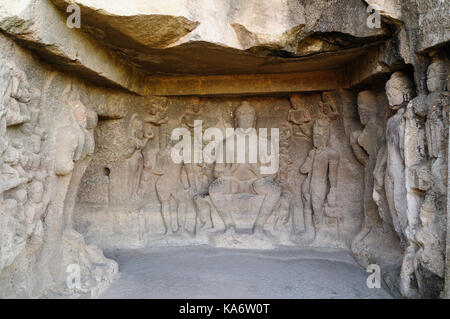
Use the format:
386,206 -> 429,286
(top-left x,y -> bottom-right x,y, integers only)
0,0 -> 449,299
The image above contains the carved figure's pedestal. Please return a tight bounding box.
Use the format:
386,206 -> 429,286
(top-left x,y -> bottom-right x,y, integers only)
225,194 -> 264,233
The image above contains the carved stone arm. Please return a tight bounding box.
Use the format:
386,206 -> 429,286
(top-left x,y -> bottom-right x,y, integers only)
350,130 -> 368,166
300,149 -> 314,175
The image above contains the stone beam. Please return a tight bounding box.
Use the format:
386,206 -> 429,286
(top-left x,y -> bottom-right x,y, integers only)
0,0 -> 146,94
144,70 -> 345,96
343,47 -> 391,88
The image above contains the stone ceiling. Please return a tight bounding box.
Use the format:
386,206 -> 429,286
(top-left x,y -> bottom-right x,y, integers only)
0,0 -> 398,95
51,0 -> 389,76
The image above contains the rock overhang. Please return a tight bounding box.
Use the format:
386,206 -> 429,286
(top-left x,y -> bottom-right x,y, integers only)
0,0 -> 394,96
51,0 -> 390,76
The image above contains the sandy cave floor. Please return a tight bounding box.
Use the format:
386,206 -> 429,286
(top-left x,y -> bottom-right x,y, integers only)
99,246 -> 392,299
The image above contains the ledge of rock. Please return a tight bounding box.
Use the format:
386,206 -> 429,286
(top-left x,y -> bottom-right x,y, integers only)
49,0 -> 389,77
0,0 -> 146,94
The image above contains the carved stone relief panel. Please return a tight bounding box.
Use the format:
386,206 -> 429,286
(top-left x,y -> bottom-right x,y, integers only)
74,93 -> 365,250
0,60 -> 48,276
404,58 -> 449,298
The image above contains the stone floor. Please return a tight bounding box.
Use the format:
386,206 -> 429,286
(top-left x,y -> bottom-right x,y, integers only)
99,246 -> 392,299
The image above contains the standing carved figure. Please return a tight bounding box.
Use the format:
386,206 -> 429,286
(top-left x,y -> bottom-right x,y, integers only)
180,97 -> 212,196
180,97 -> 215,230
55,91 -> 98,229
350,90 -> 387,263
353,92 -> 385,216
140,99 -> 169,201
123,113 -> 153,200
299,118 -> 339,242
424,61 -> 449,194
378,72 -> 419,297
153,140 -> 191,234
24,181 -> 49,239
413,59 -> 449,298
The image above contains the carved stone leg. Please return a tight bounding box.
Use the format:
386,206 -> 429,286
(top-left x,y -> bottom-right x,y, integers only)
302,208 -> 316,243
176,196 -> 187,233
252,177 -> 281,233
311,188 -> 326,226
126,151 -> 143,200
63,156 -> 92,229
159,200 -> 171,234
194,194 -> 213,229
209,178 -> 237,231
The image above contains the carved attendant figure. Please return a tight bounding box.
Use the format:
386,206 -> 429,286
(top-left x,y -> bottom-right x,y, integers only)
123,113 -> 152,200
154,139 -> 191,234
299,118 -> 339,242
424,61 -> 449,194
288,94 -> 313,140
180,97 -> 215,230
24,181 -> 49,238
413,59 -> 449,298
384,72 -> 416,297
55,91 -> 98,229
351,91 -> 385,232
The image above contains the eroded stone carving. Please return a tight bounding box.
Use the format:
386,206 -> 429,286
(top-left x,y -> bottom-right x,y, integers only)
1,0 -> 449,300
180,97 -> 216,232
350,91 -> 385,258
297,118 -> 339,243
56,90 -> 98,229
288,94 -> 313,140
2,62 -> 31,127
153,139 -> 192,235
124,113 -> 152,200
0,61 -> 48,279
385,72 -> 415,238
321,92 -> 340,121
24,181 -> 49,238
53,85 -> 117,298
209,102 -> 281,235
0,199 -> 24,272
411,59 -> 449,298
349,88 -> 403,269
277,123 -> 293,187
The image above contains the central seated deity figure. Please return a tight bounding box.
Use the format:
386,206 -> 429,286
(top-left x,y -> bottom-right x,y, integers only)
209,102 -> 281,235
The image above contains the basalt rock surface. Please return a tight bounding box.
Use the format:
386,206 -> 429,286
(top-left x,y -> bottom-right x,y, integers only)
0,0 -> 449,299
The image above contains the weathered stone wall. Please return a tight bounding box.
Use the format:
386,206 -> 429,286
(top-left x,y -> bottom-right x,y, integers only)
0,0 -> 449,299
0,34 -> 117,298
74,93 -> 367,251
